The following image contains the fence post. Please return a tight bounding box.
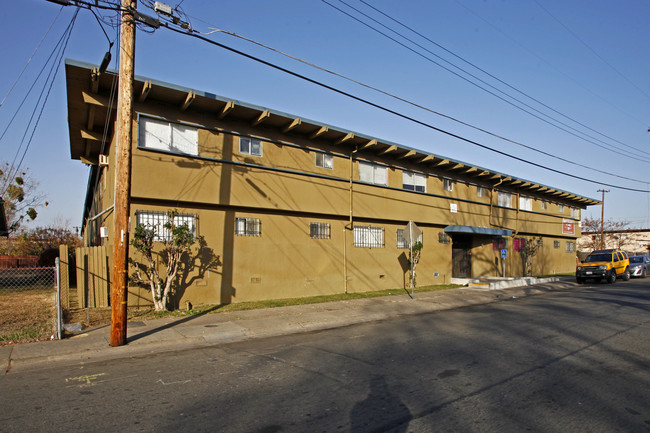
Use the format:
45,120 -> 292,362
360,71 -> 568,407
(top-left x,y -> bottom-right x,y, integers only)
55,258 -> 62,340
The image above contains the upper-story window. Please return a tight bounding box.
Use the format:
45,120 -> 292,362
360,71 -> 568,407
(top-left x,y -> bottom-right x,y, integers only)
139,116 -> 198,156
477,186 -> 486,197
239,137 -> 262,157
498,191 -> 513,208
443,178 -> 454,192
571,207 -> 579,219
540,200 -> 548,210
315,152 -> 333,169
519,196 -> 532,211
558,204 -> 565,213
403,171 -> 426,192
358,161 -> 387,186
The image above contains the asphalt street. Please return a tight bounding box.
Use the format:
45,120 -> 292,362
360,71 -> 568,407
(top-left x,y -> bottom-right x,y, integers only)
1,279 -> 649,433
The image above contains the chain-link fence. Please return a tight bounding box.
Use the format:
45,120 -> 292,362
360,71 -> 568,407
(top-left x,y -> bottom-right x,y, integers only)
0,264 -> 60,345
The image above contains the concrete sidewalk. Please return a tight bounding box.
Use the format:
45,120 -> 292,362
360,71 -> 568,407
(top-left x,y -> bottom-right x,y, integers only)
1,277 -> 577,374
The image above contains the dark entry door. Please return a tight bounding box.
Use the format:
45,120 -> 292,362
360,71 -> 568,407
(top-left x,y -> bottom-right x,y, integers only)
452,236 -> 472,278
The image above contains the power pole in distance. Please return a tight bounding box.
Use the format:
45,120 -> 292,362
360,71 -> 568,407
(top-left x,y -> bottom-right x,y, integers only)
110,0 -> 136,347
597,189 -> 609,250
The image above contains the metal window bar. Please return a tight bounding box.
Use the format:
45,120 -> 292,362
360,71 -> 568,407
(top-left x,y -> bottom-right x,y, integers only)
354,226 -> 384,248
235,217 -> 261,236
136,211 -> 196,242
310,222 -> 330,239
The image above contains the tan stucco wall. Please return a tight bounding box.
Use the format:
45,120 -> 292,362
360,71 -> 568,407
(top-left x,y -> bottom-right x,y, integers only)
84,107 -> 583,308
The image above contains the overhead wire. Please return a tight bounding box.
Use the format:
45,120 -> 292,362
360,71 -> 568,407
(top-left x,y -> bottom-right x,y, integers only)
156,21 -> 649,193
454,0 -> 648,127
0,10 -> 79,195
0,7 -> 63,109
356,0 -> 650,156
10,10 -> 79,195
322,0 -> 650,162
194,25 -> 649,185
532,0 -> 650,102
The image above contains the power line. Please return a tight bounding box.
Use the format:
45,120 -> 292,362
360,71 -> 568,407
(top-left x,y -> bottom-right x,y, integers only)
323,0 -> 650,162
356,0 -> 650,156
157,21 -> 650,193
1,10 -> 78,195
532,0 -> 650,102
193,24 -> 649,185
0,7 -> 63,108
1,10 -> 78,196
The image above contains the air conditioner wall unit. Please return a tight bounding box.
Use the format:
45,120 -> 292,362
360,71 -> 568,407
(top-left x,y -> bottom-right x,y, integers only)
99,154 -> 109,167
100,227 -> 109,238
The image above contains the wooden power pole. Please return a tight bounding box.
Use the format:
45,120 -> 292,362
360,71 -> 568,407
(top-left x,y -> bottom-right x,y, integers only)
597,189 -> 609,250
110,0 -> 136,346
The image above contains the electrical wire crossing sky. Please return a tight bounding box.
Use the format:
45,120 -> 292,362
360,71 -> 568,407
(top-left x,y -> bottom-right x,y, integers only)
1,0 -> 649,228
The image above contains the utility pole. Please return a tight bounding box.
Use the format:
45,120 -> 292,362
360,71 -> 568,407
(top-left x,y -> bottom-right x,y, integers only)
110,0 -> 136,346
597,189 -> 609,250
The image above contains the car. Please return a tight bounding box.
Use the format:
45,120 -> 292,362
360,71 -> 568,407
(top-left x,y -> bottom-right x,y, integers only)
628,255 -> 649,278
576,249 -> 630,284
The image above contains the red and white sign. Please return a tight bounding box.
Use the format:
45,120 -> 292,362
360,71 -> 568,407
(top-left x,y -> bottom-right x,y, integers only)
562,219 -> 575,235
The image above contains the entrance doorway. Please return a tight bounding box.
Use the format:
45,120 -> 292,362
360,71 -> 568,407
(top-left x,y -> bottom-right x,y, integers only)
452,236 -> 472,278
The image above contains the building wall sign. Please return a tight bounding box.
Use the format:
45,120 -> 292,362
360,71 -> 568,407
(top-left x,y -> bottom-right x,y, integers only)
562,219 -> 575,235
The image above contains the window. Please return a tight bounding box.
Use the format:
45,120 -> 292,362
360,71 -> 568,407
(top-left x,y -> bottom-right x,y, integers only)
310,222 -> 330,239
135,211 -> 196,242
554,240 -> 560,249
477,186 -> 486,198
443,178 -> 454,192
353,225 -> 384,248
519,196 -> 532,211
358,162 -> 387,186
397,229 -> 422,249
497,191 -> 513,208
438,231 -> 451,244
566,241 -> 576,253
403,171 -> 426,192
315,152 -> 333,169
558,204 -> 565,213
571,207 -> 579,219
139,116 -> 198,156
235,217 -> 261,236
239,137 -> 262,157
541,200 -> 548,210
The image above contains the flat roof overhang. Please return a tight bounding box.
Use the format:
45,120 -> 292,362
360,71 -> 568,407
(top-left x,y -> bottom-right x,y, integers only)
445,225 -> 513,237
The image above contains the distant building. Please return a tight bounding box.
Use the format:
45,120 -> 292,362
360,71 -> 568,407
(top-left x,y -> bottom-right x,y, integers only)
65,59 -> 599,307
578,229 -> 650,257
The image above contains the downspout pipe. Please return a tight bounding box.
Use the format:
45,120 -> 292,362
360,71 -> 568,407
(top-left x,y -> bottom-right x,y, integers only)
343,146 -> 359,294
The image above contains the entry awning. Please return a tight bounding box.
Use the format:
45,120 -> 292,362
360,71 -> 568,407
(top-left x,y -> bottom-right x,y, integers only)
444,225 -> 512,237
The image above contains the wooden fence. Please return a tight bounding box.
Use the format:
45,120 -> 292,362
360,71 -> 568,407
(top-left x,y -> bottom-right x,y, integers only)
74,245 -> 110,308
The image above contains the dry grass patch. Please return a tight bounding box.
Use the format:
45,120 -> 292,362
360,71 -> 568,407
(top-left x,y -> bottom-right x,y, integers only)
0,287 -> 56,345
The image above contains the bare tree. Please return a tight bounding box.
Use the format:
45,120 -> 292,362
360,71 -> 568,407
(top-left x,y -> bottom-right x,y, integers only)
579,217 -> 630,250
0,161 -> 46,233
521,237 -> 543,277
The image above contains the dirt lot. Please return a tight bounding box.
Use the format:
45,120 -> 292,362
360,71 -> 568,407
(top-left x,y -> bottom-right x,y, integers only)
0,287 -> 56,345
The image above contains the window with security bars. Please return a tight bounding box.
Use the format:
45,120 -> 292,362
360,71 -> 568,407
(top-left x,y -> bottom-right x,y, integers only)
554,240 -> 560,249
397,229 -> 422,249
438,232 -> 451,244
310,222 -> 330,239
135,211 -> 196,242
566,241 -> 576,253
353,225 -> 384,248
235,217 -> 261,236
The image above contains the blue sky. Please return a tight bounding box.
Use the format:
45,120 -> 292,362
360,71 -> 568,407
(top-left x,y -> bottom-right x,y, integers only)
1,0 -> 649,231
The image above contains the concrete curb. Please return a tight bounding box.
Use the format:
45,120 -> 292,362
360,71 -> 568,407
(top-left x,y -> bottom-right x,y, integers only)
3,277 -> 578,373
